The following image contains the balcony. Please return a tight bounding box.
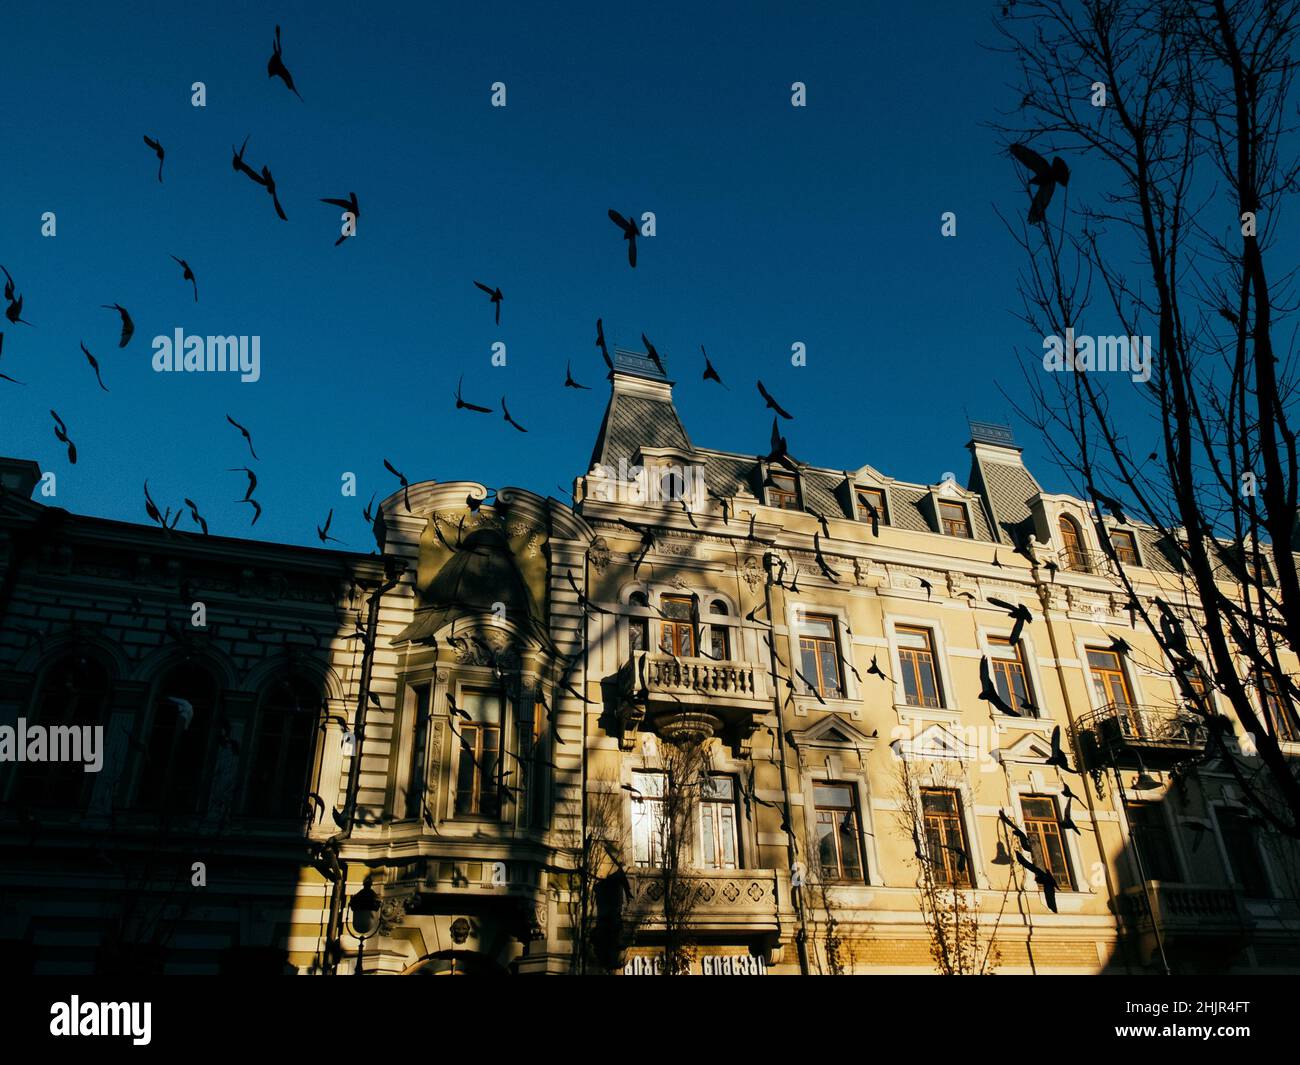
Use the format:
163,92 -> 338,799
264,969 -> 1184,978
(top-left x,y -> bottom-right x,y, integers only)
626,869 -> 782,936
614,651 -> 771,750
1119,883 -> 1252,962
1075,702 -> 1208,768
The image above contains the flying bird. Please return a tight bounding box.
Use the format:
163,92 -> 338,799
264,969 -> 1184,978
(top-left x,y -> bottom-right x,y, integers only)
454,374 -> 493,413
1009,142 -> 1070,225
501,396 -> 528,432
1,266 -> 31,326
229,466 -> 258,501
998,809 -> 1032,851
183,497 -> 209,535
866,654 -> 891,682
143,481 -> 167,527
757,380 -> 793,419
79,342 -> 108,392
616,518 -> 657,575
320,191 -> 360,245
1218,306 -> 1241,328
383,458 -> 411,512
918,577 -> 933,599
988,595 -> 1033,644
142,134 -> 165,182
474,281 -> 503,325
701,345 -> 727,387
259,165 -> 288,220
317,508 -> 344,544
564,361 -> 590,389
50,410 -> 76,464
1046,725 -> 1077,773
239,497 -> 263,525
1016,851 -> 1059,912
101,303 -> 135,347
979,656 -> 1020,716
171,256 -> 198,302
225,414 -> 259,459
607,209 -> 638,267
641,334 -> 665,374
231,134 -> 263,182
595,318 -> 613,371
267,24 -> 304,100
812,532 -> 838,582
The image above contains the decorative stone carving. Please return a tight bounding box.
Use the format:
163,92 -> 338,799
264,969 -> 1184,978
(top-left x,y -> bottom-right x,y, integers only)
589,537 -> 611,572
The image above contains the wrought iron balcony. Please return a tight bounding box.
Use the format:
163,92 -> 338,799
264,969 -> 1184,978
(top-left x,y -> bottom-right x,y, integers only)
1119,883 -> 1251,960
1075,701 -> 1208,767
614,651 -> 771,750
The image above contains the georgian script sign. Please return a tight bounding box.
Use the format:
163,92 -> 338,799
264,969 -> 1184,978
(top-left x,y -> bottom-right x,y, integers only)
623,953 -> 767,976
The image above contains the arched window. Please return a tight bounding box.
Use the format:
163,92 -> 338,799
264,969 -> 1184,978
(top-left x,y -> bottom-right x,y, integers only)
708,601 -> 731,661
136,662 -> 219,813
1058,515 -> 1089,571
246,675 -> 321,818
18,653 -> 111,809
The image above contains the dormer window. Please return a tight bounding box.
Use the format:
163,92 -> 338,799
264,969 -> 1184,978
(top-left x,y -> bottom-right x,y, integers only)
1111,529 -> 1139,565
939,501 -> 971,538
767,470 -> 800,510
855,485 -> 889,526
658,467 -> 687,502
1059,515 -> 1090,571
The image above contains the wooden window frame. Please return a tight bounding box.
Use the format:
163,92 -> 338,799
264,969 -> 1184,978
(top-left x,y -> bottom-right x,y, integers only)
939,500 -> 972,538
855,485 -> 889,526
767,470 -> 801,510
989,635 -> 1035,717
814,781 -> 866,882
659,594 -> 697,657
1021,794 -> 1076,890
454,689 -> 506,819
1110,529 -> 1140,566
798,613 -> 844,699
897,625 -> 944,708
921,787 -> 972,887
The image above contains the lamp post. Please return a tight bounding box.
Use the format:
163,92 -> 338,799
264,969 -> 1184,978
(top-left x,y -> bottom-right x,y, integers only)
349,876 -> 381,976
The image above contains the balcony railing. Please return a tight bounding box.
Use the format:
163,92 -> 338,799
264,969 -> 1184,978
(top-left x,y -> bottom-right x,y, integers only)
1075,702 -> 1207,766
1120,882 -> 1251,948
639,653 -> 761,699
627,870 -> 782,932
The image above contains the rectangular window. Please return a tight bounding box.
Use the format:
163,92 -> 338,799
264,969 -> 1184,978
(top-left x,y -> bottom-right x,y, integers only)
405,684 -> 431,819
629,616 -> 648,652
699,776 -> 739,870
767,470 -> 800,510
709,624 -> 731,661
1259,672 -> 1299,742
814,783 -> 865,882
1111,529 -> 1140,565
939,501 -> 971,538
1088,648 -> 1134,708
1214,807 -> 1270,898
922,788 -> 971,887
1021,795 -> 1076,889
798,613 -> 843,698
855,486 -> 889,526
454,689 -> 504,818
659,595 -> 697,657
989,635 -> 1035,717
631,770 -> 667,867
1124,801 -> 1180,883
897,625 -> 943,708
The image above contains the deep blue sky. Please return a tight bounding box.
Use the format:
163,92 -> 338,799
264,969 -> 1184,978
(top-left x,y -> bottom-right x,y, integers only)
0,0 -> 1120,547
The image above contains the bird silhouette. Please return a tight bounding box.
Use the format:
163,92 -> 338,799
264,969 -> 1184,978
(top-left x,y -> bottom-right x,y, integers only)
858,497 -> 880,537
607,209 -> 638,267
183,497 -> 209,535
595,318 -> 613,372
1015,850 -> 1059,912
1009,142 -> 1070,224
454,374 -> 493,413
320,191 -> 360,245
317,508 -> 344,544
101,303 -> 134,348
1061,795 -> 1080,834
79,342 -> 108,392
50,410 -> 76,464
641,333 -> 665,374
757,380 -> 793,419
866,654 -> 891,682
239,497 -> 263,525
259,165 -> 288,220
812,532 -> 838,582
564,361 -> 590,389
170,256 -> 198,302
229,466 -> 258,501
267,25 -> 304,100
701,345 -> 727,387
231,134 -> 263,182
2,266 -> 32,326
918,577 -> 933,599
501,396 -> 528,432
998,809 -> 1032,851
225,414 -> 259,459
1046,725 -> 1077,773
143,481 -> 167,527
1091,489 -> 1129,524
1218,306 -> 1241,328
474,281 -> 503,324
142,134 -> 165,182
979,656 -> 1020,716
383,458 -> 411,512
0,337 -> 23,385
616,518 -> 657,576
987,595 -> 1033,644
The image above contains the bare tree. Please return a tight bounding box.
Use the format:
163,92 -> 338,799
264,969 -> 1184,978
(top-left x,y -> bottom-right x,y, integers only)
895,757 -> 1003,975
994,0 -> 1300,837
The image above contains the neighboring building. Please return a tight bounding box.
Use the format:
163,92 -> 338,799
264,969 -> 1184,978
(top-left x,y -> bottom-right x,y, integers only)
1,350 -> 1298,974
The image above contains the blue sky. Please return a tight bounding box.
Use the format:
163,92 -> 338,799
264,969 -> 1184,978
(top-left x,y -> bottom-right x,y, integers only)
0,0 -> 1139,547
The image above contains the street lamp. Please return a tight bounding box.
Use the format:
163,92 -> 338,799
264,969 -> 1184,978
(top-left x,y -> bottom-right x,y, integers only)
348,876 -> 381,976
